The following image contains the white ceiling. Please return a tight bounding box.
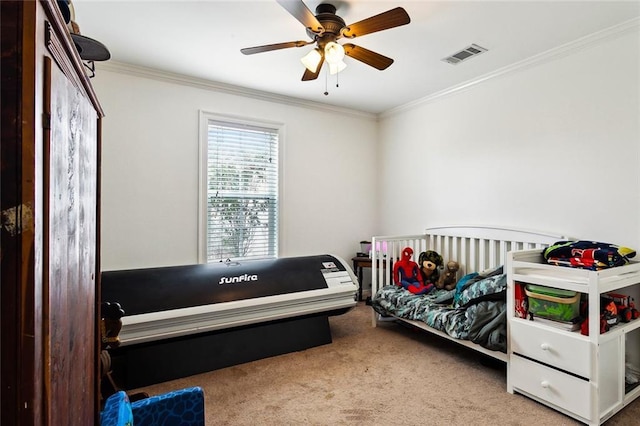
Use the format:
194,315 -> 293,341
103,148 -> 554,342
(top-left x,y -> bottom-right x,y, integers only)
72,0 -> 640,114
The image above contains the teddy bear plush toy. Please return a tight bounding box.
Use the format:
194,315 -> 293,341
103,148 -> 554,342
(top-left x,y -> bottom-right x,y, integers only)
393,247 -> 434,295
418,250 -> 444,287
436,260 -> 460,291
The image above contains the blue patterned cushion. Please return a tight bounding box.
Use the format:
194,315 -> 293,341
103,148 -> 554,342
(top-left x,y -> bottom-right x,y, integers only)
101,391 -> 134,426
131,386 -> 205,426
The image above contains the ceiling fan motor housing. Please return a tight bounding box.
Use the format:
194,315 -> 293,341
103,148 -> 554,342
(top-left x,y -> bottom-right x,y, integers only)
306,3 -> 346,45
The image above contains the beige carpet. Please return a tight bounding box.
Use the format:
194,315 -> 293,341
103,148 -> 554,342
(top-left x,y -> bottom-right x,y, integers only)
133,302 -> 640,425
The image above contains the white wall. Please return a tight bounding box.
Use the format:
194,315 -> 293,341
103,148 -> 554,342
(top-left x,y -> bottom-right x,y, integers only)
95,25 -> 639,272
93,68 -> 378,270
377,29 -> 640,249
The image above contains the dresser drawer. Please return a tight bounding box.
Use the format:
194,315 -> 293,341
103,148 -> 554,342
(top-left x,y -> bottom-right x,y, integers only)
510,319 -> 590,378
510,355 -> 591,421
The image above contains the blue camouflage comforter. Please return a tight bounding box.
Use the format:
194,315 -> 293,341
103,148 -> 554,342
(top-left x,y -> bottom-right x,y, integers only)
372,267 -> 507,352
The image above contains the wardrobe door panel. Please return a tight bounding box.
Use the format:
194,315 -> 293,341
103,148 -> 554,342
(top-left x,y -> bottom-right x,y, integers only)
44,55 -> 98,424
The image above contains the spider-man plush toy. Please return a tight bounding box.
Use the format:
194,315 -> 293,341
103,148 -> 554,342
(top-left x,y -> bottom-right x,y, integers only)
393,247 -> 434,295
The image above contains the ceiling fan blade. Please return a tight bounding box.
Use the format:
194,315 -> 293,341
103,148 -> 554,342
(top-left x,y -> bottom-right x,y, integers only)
341,7 -> 410,39
276,0 -> 324,35
302,56 -> 325,81
241,40 -> 312,55
343,44 -> 393,70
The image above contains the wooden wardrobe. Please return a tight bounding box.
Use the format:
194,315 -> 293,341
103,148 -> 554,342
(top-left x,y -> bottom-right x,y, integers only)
1,1 -> 104,424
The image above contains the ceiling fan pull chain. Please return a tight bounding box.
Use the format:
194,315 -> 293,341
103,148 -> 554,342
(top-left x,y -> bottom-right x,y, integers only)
336,71 -> 339,88
324,68 -> 329,96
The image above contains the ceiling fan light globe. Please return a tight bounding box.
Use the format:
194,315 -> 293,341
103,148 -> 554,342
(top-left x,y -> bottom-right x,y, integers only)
301,48 -> 322,73
329,60 -> 347,75
324,42 -> 345,64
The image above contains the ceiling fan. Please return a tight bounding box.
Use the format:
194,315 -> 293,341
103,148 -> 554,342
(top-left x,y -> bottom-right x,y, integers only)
240,0 -> 410,81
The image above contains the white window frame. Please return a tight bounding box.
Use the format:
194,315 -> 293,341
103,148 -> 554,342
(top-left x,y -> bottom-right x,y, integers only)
198,111 -> 283,263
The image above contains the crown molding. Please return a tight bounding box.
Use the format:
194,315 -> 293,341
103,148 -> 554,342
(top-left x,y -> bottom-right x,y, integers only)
380,17 -> 640,119
95,61 -> 377,121
95,17 -> 638,121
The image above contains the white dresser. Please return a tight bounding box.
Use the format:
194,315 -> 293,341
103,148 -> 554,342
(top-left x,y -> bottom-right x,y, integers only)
506,249 -> 640,425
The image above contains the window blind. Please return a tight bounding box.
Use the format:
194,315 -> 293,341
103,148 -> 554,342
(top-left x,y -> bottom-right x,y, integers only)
206,120 -> 278,262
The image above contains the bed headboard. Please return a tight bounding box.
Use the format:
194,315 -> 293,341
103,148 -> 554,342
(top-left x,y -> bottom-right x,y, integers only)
370,225 -> 567,296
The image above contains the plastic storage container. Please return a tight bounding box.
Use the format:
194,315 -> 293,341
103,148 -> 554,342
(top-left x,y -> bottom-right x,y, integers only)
525,284 -> 580,321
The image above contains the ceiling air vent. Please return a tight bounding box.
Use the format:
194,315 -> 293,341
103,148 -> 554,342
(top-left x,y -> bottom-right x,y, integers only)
442,44 -> 487,65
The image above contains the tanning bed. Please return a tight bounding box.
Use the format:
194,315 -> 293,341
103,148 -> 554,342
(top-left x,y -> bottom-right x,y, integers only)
101,254 -> 359,346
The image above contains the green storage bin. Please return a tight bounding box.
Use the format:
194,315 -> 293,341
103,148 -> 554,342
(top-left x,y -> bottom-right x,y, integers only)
525,284 -> 580,322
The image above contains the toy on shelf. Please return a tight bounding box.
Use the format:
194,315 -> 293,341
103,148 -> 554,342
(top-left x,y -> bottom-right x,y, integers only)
580,315 -> 610,336
580,293 -> 640,335
603,293 -> 640,323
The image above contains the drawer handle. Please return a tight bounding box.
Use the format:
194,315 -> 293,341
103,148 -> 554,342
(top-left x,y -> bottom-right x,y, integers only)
540,343 -> 550,351
541,380 -> 550,388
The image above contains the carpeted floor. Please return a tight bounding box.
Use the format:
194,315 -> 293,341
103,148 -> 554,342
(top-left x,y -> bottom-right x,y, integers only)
133,302 -> 640,425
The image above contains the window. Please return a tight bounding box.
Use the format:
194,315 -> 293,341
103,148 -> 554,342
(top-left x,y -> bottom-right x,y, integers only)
199,113 -> 279,263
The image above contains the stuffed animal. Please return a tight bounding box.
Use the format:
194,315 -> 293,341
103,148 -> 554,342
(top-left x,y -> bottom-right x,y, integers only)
418,250 -> 444,287
436,260 -> 460,291
393,247 -> 434,295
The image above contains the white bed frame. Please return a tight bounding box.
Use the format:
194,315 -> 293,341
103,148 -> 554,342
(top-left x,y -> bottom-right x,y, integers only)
371,225 -> 566,362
